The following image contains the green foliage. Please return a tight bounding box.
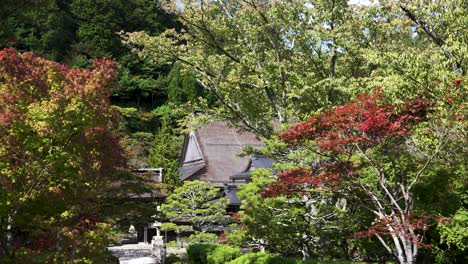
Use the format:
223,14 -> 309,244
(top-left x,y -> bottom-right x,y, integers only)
147,121 -> 183,185
114,104 -> 186,170
161,181 -> 229,231
0,0 -> 74,61
237,169 -> 354,258
166,241 -> 182,249
126,0 -> 362,136
438,208 -> 468,251
115,52 -> 170,108
165,63 -> 208,105
186,243 -> 219,264
161,223 -> 192,233
1,0 -> 183,109
186,243 -> 240,264
226,229 -> 249,248
166,252 -> 189,264
228,252 -> 358,264
228,252 -> 295,264
183,232 -> 218,245
207,244 -> 241,264
127,0 -> 467,140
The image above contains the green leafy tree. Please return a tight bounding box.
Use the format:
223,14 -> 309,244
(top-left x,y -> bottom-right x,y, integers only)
438,208 -> 468,253
165,63 -> 207,105
1,0 -> 180,109
126,0 -> 361,137
161,181 -> 229,232
147,121 -> 183,186
126,0 -> 466,138
238,169 -> 354,259
0,0 -> 74,61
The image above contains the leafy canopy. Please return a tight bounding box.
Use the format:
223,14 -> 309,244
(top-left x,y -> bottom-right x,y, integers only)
0,48 -> 123,261
161,180 -> 229,231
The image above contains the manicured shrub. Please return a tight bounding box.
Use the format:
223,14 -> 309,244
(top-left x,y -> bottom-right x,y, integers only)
228,252 -> 359,264
187,242 -> 242,264
228,252 -> 297,264
183,231 -> 218,244
166,241 -> 181,249
186,243 -> 219,264
207,244 -> 241,264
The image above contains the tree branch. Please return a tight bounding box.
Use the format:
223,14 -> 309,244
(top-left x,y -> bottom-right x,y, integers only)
400,4 -> 464,75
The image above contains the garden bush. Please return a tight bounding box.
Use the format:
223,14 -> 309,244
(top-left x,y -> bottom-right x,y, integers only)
228,252 -> 359,264
187,242 -> 241,264
207,244 -> 241,264
183,231 -> 218,244
166,241 -> 181,249
228,252 -> 296,264
186,243 -> 219,264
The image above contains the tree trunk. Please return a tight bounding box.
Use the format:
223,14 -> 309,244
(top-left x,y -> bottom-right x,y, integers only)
6,210 -> 16,261
6,215 -> 13,252
56,229 -> 61,254
70,240 -> 78,264
301,245 -> 310,261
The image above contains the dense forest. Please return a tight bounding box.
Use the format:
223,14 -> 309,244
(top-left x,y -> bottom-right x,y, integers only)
0,0 -> 466,263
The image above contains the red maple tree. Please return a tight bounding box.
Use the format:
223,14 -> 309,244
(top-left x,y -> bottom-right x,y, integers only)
265,89 -> 443,264
0,48 -> 124,261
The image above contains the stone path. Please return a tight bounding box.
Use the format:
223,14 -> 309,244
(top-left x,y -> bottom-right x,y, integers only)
108,243 -> 157,264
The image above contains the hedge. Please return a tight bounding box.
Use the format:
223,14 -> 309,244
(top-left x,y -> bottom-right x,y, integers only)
186,243 -> 241,264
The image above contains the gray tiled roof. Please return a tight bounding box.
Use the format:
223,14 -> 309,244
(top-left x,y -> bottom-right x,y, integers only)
252,156 -> 275,169
223,188 -> 241,205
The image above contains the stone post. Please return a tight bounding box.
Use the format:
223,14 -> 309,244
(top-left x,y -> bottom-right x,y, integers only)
152,234 -> 165,264
152,221 -> 165,263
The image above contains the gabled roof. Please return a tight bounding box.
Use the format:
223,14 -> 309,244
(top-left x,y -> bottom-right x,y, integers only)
182,131 -> 204,165
179,121 -> 263,185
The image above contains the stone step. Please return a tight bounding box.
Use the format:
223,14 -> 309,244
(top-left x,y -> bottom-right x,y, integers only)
108,243 -> 157,264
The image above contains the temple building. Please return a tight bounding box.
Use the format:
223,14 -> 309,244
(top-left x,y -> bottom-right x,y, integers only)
136,121 -> 275,243
178,121 -> 275,210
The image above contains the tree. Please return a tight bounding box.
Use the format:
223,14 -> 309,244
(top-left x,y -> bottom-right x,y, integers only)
263,89 -> 465,264
0,0 -> 75,62
125,0 -> 467,138
1,0 -> 180,108
125,0 -> 366,137
0,0 -> 53,49
0,48 -> 123,262
147,120 -> 183,186
435,208 -> 468,263
397,0 -> 466,75
165,63 -> 207,105
161,181 -> 229,232
237,169 -> 354,259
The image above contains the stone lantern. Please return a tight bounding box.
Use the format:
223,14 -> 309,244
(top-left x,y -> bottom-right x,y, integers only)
151,221 -> 165,263
154,221 -> 162,237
